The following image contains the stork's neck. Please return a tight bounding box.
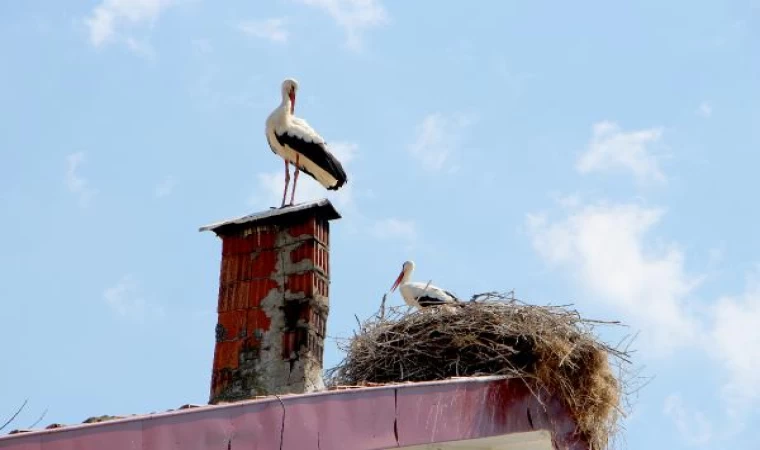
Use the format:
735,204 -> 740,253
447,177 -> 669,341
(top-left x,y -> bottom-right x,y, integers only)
400,265 -> 414,284
280,92 -> 293,115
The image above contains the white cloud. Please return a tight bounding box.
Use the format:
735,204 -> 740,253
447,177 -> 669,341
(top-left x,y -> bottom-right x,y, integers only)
252,141 -> 357,209
65,152 -> 97,207
104,275 -> 164,320
328,141 -> 358,164
85,0 -> 176,50
237,18 -> 289,43
154,175 -> 177,198
576,121 -> 666,185
125,36 -> 156,58
697,102 -> 712,118
709,271 -> 760,411
295,0 -> 388,51
369,218 -> 417,241
663,394 -> 713,446
526,202 -> 700,353
408,113 -> 472,172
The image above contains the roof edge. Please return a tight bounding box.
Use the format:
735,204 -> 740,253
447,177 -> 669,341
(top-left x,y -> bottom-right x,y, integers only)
199,199 -> 341,234
0,376 -> 512,441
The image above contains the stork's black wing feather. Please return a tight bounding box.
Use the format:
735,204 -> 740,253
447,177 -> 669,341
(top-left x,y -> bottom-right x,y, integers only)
417,296 -> 449,307
275,132 -> 348,189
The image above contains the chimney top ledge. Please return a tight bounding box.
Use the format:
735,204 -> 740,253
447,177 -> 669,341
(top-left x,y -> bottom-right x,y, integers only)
199,198 -> 340,235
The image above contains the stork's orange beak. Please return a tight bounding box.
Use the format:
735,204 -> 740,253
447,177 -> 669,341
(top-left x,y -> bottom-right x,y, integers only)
390,270 -> 404,292
289,90 -> 295,114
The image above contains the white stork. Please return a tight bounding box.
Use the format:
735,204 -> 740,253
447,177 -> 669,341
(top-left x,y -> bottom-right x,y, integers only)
390,260 -> 460,310
265,78 -> 348,207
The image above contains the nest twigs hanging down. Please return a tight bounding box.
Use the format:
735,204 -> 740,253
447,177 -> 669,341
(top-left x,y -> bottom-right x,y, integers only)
327,292 -> 633,450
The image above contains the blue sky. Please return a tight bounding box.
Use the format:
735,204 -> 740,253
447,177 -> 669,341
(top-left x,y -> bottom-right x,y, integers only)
1,0 -> 759,448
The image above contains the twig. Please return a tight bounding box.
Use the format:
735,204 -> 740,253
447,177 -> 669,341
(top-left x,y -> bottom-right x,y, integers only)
0,399 -> 28,432
379,293 -> 387,320
28,408 -> 48,429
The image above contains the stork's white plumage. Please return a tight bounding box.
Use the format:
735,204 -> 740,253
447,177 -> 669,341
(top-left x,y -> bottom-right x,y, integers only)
265,78 -> 348,207
390,261 -> 460,310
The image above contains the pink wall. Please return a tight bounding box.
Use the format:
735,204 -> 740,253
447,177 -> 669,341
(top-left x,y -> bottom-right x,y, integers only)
0,377 -> 588,450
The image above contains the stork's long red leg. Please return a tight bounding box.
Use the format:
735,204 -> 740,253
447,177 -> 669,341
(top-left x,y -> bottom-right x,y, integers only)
281,159 -> 290,208
290,154 -> 300,206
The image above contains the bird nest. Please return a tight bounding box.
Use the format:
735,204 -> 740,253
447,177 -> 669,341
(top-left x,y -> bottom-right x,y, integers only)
328,292 -> 633,450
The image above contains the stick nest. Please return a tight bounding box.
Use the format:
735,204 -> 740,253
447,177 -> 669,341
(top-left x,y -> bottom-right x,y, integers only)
328,292 -> 633,450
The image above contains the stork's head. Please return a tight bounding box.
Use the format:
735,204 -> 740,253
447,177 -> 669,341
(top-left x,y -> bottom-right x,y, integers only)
390,260 -> 415,292
281,78 -> 299,114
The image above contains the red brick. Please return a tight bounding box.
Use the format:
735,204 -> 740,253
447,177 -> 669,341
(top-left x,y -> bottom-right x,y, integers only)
319,219 -> 330,245
223,227 -> 279,255
217,311 -> 246,339
318,245 -> 328,274
289,241 -> 315,266
219,282 -> 239,312
219,281 -> 250,311
210,369 -> 236,399
285,272 -> 314,297
289,240 -> 329,275
281,331 -> 297,359
245,308 -> 271,340
221,237 -> 236,256
255,228 -> 278,248
217,283 -> 232,312
213,340 -> 241,370
248,278 -> 278,308
220,255 -> 236,284
284,272 -> 330,298
218,278 -> 278,311
234,254 -> 248,281
251,250 -> 277,279
317,276 -> 328,298
222,237 -> 249,255
287,217 -> 316,238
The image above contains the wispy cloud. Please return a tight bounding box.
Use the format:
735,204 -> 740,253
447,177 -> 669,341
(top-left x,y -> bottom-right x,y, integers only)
104,275 -> 164,321
295,0 -> 388,51
529,196 -> 760,422
408,113 -> 473,173
709,270 -> 760,413
65,152 -> 97,208
576,121 -> 666,185
252,141 -> 357,209
663,394 -> 713,446
697,102 -> 713,118
125,36 -> 156,58
526,202 -> 700,353
326,141 -> 358,164
84,0 -> 176,53
237,18 -> 289,43
154,175 -> 177,198
369,218 -> 417,241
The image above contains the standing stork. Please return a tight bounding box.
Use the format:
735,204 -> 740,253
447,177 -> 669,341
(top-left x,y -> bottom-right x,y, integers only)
265,78 -> 348,207
390,261 -> 460,310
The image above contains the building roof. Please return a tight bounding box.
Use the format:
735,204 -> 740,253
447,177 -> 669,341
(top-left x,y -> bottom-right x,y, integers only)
199,199 -> 341,235
0,377 -> 587,450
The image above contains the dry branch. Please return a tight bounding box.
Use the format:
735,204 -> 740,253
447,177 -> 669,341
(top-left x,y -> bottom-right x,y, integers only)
0,400 -> 28,432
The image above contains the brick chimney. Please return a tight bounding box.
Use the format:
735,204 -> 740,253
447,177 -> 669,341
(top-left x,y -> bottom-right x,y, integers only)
199,199 -> 340,404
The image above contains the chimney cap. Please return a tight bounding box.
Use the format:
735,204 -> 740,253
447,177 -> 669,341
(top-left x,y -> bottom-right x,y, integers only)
199,198 -> 341,235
